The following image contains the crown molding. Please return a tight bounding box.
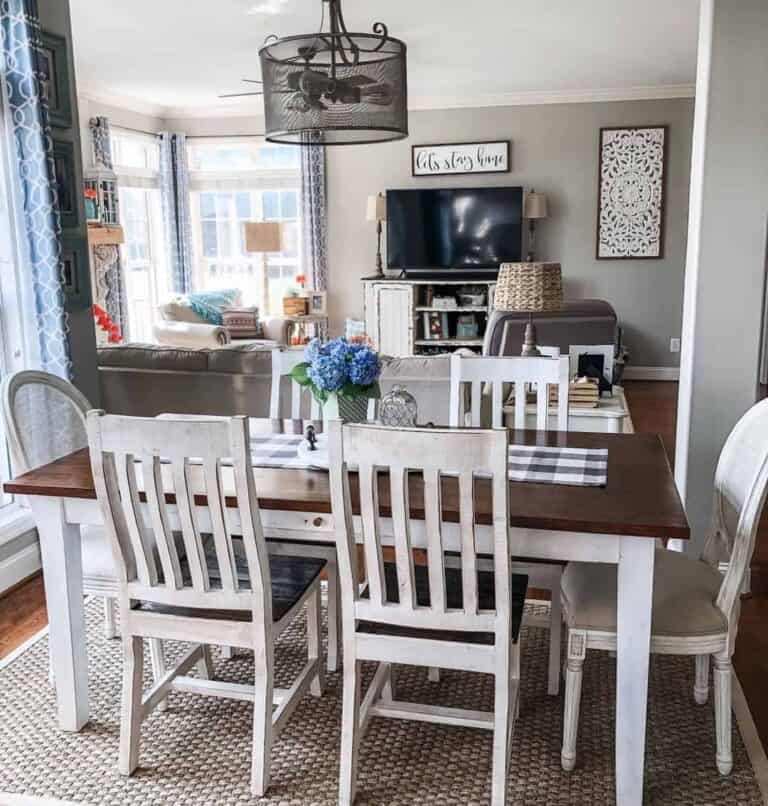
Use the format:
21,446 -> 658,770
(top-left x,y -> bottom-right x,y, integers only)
78,82 -> 696,122
407,84 -> 696,111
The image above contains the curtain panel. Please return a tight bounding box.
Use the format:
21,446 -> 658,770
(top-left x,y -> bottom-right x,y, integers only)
300,135 -> 328,293
89,115 -> 128,335
0,0 -> 70,378
159,132 -> 194,295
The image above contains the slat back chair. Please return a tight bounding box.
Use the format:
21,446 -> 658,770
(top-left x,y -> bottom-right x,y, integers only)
560,397 -> 768,776
270,348 -> 320,433
1,369 -> 119,639
448,354 -> 570,696
449,353 -> 570,430
329,421 -> 527,805
87,412 -> 324,795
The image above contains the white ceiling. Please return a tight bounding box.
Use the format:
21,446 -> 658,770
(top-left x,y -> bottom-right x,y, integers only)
70,0 -> 700,118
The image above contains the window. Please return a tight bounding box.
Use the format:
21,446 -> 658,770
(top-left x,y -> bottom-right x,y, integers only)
111,129 -> 167,342
188,138 -> 302,316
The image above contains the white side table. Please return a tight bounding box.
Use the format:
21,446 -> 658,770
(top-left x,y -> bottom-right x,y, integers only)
503,385 -> 633,434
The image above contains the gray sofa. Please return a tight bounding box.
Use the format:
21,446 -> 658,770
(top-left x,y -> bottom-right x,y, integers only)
98,344 -> 452,426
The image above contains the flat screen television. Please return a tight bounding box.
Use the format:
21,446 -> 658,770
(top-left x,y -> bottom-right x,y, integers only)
386,186 -> 523,276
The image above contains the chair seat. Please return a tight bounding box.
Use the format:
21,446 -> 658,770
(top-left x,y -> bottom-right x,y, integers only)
136,542 -> 325,624
358,562 -> 527,645
561,548 -> 727,638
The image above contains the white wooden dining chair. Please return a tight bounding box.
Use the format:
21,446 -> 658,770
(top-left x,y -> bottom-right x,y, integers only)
328,421 -> 528,805
87,412 -> 325,795
559,397 -> 768,775
448,353 -> 570,696
1,370 -> 118,639
270,348 -> 321,433
268,349 -> 341,672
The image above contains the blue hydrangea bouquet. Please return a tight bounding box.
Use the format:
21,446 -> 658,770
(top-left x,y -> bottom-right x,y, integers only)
291,337 -> 381,422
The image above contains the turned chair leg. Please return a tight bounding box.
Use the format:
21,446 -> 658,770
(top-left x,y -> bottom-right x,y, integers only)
103,597 -> 117,639
339,651 -> 362,806
119,635 -> 144,776
694,654 -> 710,705
561,630 -> 586,772
713,651 -> 733,775
307,586 -> 325,697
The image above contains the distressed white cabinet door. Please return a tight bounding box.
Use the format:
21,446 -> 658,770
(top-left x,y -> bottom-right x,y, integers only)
372,283 -> 413,357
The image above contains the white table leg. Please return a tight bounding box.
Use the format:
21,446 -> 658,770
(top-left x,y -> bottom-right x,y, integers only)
29,497 -> 90,731
615,536 -> 655,806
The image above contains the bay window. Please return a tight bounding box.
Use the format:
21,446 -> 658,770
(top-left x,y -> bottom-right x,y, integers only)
188,138 -> 301,317
111,128 -> 167,342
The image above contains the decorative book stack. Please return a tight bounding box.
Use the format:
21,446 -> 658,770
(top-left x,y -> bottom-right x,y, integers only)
549,377 -> 600,408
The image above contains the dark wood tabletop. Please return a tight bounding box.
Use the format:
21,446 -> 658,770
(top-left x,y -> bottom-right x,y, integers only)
4,430 -> 689,540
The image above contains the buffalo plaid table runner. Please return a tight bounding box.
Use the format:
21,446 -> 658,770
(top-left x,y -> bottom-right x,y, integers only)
249,434 -> 608,487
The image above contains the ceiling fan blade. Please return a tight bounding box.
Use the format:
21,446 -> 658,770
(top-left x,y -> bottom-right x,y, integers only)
219,91 -> 265,98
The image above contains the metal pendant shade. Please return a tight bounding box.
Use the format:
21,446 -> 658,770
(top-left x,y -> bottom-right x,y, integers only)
259,0 -> 408,146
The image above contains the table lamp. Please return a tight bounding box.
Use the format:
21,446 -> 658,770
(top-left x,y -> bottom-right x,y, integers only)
366,193 -> 387,277
523,189 -> 548,262
245,221 -> 283,315
496,262 -> 563,356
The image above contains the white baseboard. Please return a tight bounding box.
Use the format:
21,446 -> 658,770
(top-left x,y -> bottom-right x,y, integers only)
623,366 -> 680,381
0,541 -> 41,595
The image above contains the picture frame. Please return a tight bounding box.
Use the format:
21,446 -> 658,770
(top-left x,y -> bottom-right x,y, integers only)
52,139 -> 78,229
422,311 -> 449,340
59,236 -> 90,309
308,290 -> 327,315
412,140 -> 510,177
568,344 -> 615,385
596,125 -> 668,260
39,31 -> 73,129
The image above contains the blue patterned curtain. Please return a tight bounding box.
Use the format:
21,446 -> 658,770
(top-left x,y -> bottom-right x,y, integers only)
0,0 -> 70,378
300,134 -> 328,292
159,132 -> 193,294
89,116 -> 128,334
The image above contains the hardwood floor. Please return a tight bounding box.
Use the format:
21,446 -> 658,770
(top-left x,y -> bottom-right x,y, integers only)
0,573 -> 47,660
2,382 -> 768,758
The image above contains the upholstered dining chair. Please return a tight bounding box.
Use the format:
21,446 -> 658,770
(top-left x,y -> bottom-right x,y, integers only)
1,370 -> 118,639
87,412 -> 325,795
448,353 -> 570,696
329,421 -> 528,805
559,397 -> 768,776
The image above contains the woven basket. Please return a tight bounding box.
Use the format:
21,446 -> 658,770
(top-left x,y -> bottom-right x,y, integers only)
495,262 -> 563,312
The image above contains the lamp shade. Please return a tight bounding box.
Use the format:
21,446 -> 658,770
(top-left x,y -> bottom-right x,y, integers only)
244,221 -> 283,254
495,262 -> 563,313
523,190 -> 548,220
366,193 -> 387,222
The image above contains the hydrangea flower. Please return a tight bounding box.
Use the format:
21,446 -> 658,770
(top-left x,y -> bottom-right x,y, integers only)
307,353 -> 348,392
348,347 -> 381,386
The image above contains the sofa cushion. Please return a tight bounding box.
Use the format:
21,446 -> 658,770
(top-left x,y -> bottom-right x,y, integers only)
159,298 -> 206,324
98,344 -> 209,372
206,343 -> 276,375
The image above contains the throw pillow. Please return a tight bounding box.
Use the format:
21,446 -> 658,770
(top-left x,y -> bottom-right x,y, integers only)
222,307 -> 264,339
186,289 -> 241,325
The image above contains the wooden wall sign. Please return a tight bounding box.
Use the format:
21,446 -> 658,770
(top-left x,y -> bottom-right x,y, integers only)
596,126 -> 668,259
412,141 -> 510,177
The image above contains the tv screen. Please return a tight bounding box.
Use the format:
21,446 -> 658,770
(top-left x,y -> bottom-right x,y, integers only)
386,187 -> 523,274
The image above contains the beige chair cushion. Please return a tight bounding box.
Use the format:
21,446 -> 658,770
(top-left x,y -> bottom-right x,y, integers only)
562,548 -> 727,637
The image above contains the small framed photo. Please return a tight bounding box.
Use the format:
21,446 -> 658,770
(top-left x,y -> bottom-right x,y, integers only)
53,139 -> 78,229
308,290 -> 327,315
568,344 -> 615,385
39,30 -> 73,128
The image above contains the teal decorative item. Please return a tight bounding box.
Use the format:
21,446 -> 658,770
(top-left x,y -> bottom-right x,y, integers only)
186,289 -> 240,325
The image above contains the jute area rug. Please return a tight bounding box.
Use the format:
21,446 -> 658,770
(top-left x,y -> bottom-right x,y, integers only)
0,597 -> 764,806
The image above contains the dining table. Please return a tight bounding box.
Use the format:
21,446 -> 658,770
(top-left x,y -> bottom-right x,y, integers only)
4,425 -> 689,806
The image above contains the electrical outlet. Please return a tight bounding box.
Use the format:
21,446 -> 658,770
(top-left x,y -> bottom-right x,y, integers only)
670,338 -> 681,353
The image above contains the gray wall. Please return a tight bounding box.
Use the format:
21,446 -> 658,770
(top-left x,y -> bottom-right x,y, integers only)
675,0 -> 768,551
327,99 -> 694,367
39,0 -> 99,404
